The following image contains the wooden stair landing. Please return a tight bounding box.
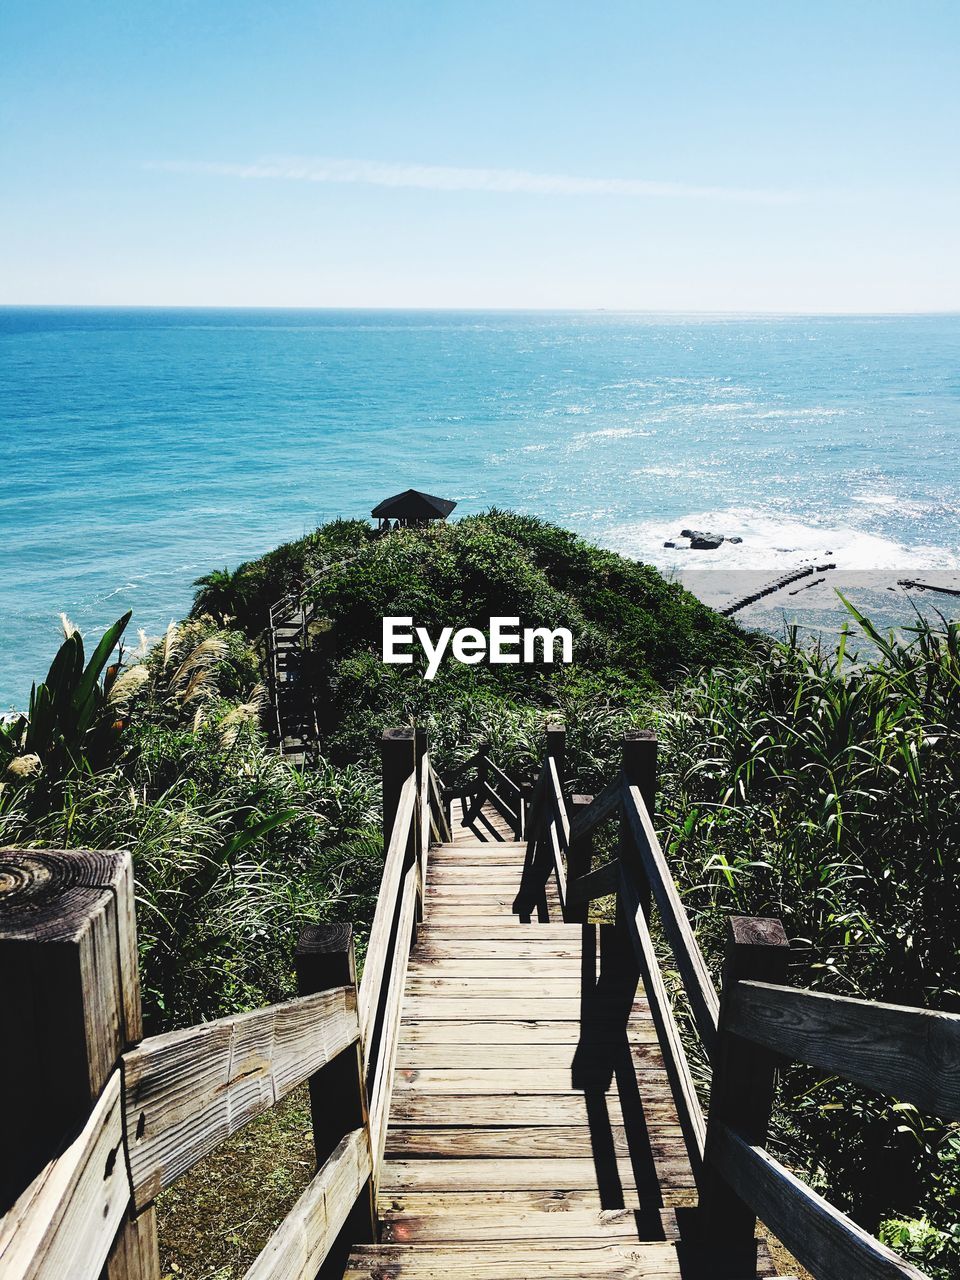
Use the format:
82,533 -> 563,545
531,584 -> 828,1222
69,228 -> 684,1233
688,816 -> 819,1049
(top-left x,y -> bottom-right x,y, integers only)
345,800 -> 777,1278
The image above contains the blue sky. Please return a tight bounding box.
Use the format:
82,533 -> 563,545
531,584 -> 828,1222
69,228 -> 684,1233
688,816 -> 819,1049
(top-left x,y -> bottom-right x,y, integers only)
2,1 -> 959,310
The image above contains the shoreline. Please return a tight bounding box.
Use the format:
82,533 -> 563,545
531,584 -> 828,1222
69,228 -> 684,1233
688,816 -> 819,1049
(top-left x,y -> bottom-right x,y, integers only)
675,565 -> 960,638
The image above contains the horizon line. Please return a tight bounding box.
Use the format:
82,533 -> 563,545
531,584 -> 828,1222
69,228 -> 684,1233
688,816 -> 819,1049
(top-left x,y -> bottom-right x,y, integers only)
2,303 -> 960,318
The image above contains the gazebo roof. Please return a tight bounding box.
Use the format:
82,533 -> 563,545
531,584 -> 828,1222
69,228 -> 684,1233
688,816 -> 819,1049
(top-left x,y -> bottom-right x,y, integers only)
371,489 -> 457,520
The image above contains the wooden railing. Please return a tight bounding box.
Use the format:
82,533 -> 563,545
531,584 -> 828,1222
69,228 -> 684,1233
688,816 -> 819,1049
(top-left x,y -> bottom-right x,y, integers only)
0,725 -> 448,1280
440,741 -> 526,839
526,723 -> 955,1280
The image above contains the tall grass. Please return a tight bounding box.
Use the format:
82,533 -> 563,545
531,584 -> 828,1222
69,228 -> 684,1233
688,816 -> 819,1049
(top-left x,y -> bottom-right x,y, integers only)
653,608 -> 960,1272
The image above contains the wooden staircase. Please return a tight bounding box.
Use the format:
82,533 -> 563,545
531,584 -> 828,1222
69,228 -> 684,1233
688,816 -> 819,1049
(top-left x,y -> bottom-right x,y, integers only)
6,728 -> 949,1280
343,799 -> 776,1280
269,605 -> 315,762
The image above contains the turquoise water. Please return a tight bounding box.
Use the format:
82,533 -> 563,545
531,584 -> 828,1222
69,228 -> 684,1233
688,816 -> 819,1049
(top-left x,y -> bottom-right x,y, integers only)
2,308 -> 959,710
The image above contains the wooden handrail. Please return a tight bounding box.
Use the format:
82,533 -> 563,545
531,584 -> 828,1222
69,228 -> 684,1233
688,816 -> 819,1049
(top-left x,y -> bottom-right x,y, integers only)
428,763 -> 452,843
618,864 -> 707,1174
620,783 -> 720,1058
486,756 -> 522,798
442,747 -> 486,788
122,986 -> 360,1206
241,1127 -> 373,1280
568,771 -> 623,843
524,730 -> 931,1279
357,769 -> 419,1053
0,1070 -> 132,1280
710,1125 -> 927,1280
440,744 -> 526,839
367,860 -> 420,1178
728,980 -> 960,1123
544,755 -> 569,911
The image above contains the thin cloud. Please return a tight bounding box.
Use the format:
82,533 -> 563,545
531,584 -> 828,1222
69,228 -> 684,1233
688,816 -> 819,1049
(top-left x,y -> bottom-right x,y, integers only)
145,156 -> 795,204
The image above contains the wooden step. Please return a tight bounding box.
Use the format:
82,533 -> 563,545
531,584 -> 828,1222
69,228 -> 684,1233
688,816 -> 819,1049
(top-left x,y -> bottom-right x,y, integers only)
343,1240 -> 687,1278
380,1194 -> 683,1243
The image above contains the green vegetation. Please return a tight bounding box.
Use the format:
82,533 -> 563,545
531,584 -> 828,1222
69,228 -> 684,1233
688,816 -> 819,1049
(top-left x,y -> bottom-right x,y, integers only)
2,511 -> 957,1275
651,609 -> 960,1276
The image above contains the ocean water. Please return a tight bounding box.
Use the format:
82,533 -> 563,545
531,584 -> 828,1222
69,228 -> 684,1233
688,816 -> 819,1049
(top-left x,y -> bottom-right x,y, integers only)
2,308 -> 959,710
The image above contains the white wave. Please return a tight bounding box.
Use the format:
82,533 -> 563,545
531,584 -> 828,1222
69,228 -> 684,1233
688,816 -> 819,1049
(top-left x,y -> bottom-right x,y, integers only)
570,426 -> 655,449
851,493 -> 898,506
605,508 -> 960,572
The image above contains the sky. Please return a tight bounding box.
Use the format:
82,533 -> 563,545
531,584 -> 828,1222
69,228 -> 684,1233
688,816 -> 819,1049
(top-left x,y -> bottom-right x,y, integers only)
1,1 -> 959,311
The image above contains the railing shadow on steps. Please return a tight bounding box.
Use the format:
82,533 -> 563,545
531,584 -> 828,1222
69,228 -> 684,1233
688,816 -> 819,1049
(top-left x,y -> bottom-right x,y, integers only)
0,726 -> 448,1280
523,721 -> 959,1280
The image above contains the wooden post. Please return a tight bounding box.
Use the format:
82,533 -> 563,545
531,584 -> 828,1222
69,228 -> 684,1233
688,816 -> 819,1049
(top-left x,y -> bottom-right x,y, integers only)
0,847 -> 160,1278
468,741 -> 490,825
701,915 -> 790,1275
414,727 -> 428,921
565,794 -> 595,924
620,730 -> 657,919
545,722 -> 566,790
295,923 -> 377,1257
381,727 -> 415,851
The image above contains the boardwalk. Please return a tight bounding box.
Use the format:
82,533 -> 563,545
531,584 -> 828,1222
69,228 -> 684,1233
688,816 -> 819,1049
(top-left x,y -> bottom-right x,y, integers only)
343,801 -> 773,1279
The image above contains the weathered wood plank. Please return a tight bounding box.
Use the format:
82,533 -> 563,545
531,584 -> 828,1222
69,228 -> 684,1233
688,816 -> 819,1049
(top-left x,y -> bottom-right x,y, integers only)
397,1019 -> 646,1045
710,1124 -> 926,1280
122,986 -> 358,1205
405,977 -> 584,997
358,770 -> 418,1051
384,1125 -> 684,1158
0,1071 -> 131,1280
387,1092 -> 684,1127
421,898 -> 526,910
427,866 -> 524,880
368,862 -> 420,1179
428,860 -> 523,871
0,848 -> 138,1208
104,1206 -> 162,1280
395,1036 -> 657,1069
242,1128 -> 372,1280
344,1241 -> 685,1280
422,914 -> 554,928
380,1193 -> 680,1242
399,998 -> 640,1021
701,917 -> 790,1263
621,785 -> 719,1057
730,979 -> 960,1121
428,765 -> 452,844
378,1157 -> 694,1194
392,1054 -> 668,1092
408,958 -> 585,977
546,798 -> 568,912
414,939 -> 583,958
419,923 -> 575,937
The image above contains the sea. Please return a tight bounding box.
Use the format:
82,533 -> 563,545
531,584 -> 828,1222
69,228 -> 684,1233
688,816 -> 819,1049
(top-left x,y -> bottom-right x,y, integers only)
2,307 -> 959,711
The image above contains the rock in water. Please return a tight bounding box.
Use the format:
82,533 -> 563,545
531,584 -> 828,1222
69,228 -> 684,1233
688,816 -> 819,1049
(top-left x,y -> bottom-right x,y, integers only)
689,531 -> 724,550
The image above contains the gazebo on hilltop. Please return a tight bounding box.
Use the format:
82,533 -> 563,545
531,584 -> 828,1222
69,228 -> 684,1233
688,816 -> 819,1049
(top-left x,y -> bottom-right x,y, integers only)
371,488 -> 457,532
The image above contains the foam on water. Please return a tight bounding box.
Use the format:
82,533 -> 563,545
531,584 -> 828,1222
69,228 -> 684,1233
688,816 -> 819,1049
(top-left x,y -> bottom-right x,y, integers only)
607,508 -> 960,573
